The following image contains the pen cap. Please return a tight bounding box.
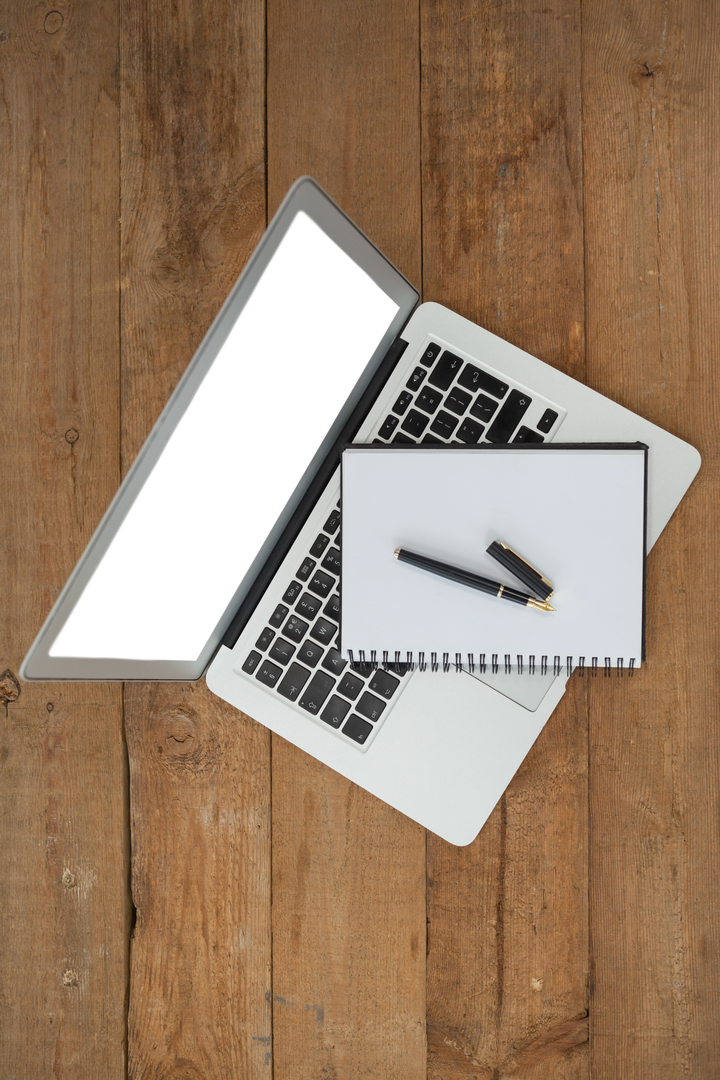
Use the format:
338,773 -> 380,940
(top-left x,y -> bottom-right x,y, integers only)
486,541 -> 555,601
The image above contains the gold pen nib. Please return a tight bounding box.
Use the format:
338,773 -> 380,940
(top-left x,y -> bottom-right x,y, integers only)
527,598 -> 556,612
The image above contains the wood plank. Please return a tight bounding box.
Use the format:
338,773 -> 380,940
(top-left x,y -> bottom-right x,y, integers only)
0,0 -> 128,1074
582,0 -> 720,1073
119,1 -> 271,1076
270,755 -> 427,1079
421,2 -> 589,1076
267,0 -> 423,285
266,2 -> 426,1077
124,683 -> 272,1077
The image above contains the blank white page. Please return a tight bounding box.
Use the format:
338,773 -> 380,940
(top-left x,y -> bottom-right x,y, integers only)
340,446 -> 646,665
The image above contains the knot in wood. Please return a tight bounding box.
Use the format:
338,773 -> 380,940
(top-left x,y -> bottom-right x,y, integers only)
61,969 -> 78,987
160,712 -> 197,758
65,427 -> 79,444
61,868 -> 76,888
152,251 -> 186,295
44,10 -> 64,34
0,669 -> 20,706
633,61 -> 660,87
149,704 -> 223,778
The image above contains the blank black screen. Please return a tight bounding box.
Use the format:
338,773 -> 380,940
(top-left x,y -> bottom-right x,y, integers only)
56,214 -> 397,652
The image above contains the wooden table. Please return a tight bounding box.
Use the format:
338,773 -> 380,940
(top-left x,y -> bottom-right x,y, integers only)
2,1 -> 718,1075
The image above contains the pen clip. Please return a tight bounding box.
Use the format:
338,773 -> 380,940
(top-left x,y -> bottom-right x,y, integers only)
497,541 -> 554,591
486,540 -> 555,601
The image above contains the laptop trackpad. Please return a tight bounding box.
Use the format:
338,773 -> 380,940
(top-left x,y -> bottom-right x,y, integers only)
464,666 -> 558,712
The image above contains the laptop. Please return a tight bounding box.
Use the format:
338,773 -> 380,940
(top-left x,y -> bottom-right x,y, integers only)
21,177 -> 701,845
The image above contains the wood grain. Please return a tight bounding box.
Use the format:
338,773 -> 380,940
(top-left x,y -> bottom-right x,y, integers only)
124,683 -> 272,1078
120,0 -> 267,467
267,0 -> 423,286
270,752 -> 427,1079
120,1 -> 271,1076
5,1 -> 720,1075
266,1 -> 426,1077
583,0 -> 720,1073
0,0 -> 129,1075
421,2 -> 589,1076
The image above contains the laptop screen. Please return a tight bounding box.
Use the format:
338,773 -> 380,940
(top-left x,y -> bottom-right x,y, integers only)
46,209 -> 401,664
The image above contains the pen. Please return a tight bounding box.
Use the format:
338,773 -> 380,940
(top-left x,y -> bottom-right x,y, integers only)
393,547 -> 555,612
486,540 -> 555,601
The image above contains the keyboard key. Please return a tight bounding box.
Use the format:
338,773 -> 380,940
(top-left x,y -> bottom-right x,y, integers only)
296,639 -> 324,668
296,557 -> 316,582
457,363 -> 509,398
323,508 -> 341,534
416,386 -> 443,414
269,637 -> 296,665
406,366 -> 427,391
241,650 -> 262,675
456,417 -> 485,444
269,604 -> 289,628
430,409 -> 458,438
392,391 -> 414,415
392,432 -> 414,444
299,671 -> 336,715
428,350 -> 464,390
320,694 -> 351,729
513,425 -> 544,443
255,626 -> 275,651
310,534 -> 330,557
445,387 -> 472,416
486,389 -> 532,442
322,647 -> 347,676
296,591 -> 322,620
338,671 -> 364,700
323,593 -> 340,622
282,614 -> 310,642
470,394 -> 499,423
277,662 -> 311,702
342,714 -> 373,744
537,408 -> 558,433
421,433 -> 443,444
378,414 -> 399,440
256,659 -> 283,688
282,580 -> 303,604
368,668 -> 401,699
401,409 -> 429,437
355,691 -> 386,722
308,568 -> 334,597
310,617 -> 337,645
321,546 -> 341,575
420,341 -> 442,366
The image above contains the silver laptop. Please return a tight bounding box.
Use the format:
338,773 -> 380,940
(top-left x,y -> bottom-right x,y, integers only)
21,177 -> 700,845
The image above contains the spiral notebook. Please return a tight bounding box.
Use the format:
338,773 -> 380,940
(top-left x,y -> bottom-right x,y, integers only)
340,443 -> 647,672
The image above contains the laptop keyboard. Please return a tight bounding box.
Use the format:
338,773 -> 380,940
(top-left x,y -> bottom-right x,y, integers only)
388,346 -> 558,447
235,338 -> 564,751
239,500 -> 408,747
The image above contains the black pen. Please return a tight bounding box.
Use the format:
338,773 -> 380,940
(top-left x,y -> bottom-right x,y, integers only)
486,540 -> 555,601
393,547 -> 556,612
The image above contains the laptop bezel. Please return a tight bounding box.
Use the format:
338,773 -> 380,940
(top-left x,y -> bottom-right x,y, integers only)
21,176 -> 419,681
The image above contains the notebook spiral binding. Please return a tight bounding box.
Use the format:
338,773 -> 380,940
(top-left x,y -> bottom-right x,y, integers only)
347,651 -> 637,677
